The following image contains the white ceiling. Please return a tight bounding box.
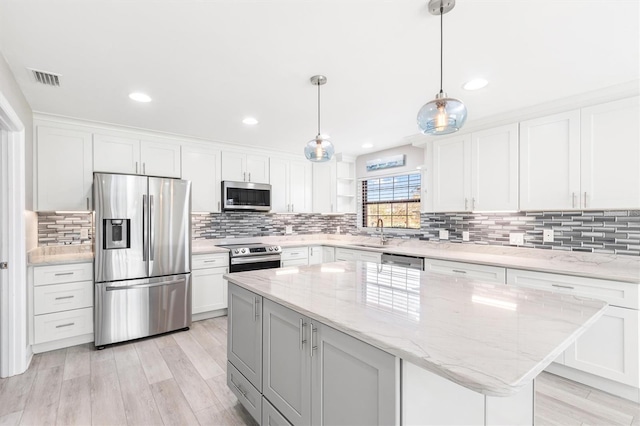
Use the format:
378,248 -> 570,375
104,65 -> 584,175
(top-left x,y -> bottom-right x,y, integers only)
0,0 -> 638,157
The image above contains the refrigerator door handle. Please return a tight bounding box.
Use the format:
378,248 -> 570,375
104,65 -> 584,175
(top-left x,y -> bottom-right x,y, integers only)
150,195 -> 155,261
142,194 -> 148,262
105,278 -> 184,291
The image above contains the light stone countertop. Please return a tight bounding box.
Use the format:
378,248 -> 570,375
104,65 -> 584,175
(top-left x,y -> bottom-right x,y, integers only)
28,234 -> 640,283
225,261 -> 608,397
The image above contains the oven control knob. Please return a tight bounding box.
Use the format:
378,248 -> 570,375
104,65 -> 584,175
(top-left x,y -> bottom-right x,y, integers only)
234,249 -> 239,254
241,248 -> 246,253
268,247 -> 273,251
274,246 -> 280,251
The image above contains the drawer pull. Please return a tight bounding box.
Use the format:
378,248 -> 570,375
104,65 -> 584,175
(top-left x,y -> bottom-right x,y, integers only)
552,284 -> 575,290
203,260 -> 218,263
55,295 -> 75,300
54,272 -> 74,276
56,322 -> 75,329
452,270 -> 467,274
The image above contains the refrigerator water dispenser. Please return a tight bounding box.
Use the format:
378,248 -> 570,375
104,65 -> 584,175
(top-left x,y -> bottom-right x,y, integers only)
103,219 -> 130,249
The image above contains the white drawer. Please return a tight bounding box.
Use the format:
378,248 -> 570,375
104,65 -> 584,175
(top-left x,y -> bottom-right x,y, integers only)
507,269 -> 639,309
34,307 -> 93,344
281,258 -> 309,268
424,259 -> 506,284
335,248 -> 358,261
34,262 -> 93,286
192,253 -> 229,270
228,361 -> 262,424
34,280 -> 93,315
359,251 -> 382,263
281,248 -> 308,261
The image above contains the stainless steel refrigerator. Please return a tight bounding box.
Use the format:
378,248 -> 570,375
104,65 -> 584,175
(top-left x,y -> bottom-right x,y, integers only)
94,173 -> 192,347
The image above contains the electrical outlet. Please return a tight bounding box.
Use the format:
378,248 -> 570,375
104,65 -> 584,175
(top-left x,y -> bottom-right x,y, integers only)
462,231 -> 470,242
543,229 -> 554,242
439,229 -> 449,240
285,225 -> 293,234
80,228 -> 89,239
509,233 -> 524,246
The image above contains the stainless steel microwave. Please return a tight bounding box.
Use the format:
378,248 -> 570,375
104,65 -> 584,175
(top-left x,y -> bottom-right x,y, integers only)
222,181 -> 272,212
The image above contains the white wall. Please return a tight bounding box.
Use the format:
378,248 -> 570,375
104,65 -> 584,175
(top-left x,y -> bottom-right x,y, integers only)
355,144 -> 424,179
0,52 -> 33,213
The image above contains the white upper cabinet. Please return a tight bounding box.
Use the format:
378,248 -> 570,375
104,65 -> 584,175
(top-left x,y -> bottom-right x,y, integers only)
581,97 -> 640,209
221,151 -> 269,184
181,145 -> 221,212
520,97 -> 639,211
520,110 -> 581,210
312,160 -> 337,213
93,134 -> 181,178
471,123 -> 519,211
36,126 -> 93,211
432,134 -> 471,212
270,158 -> 312,213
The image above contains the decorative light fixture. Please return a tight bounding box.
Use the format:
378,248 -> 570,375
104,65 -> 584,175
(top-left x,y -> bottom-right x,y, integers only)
304,75 -> 335,162
417,0 -> 467,135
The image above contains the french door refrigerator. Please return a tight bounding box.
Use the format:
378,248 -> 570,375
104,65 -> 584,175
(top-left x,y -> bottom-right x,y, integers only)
94,173 -> 192,347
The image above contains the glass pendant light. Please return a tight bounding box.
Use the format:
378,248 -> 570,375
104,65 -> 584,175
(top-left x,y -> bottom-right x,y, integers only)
417,0 -> 467,135
304,75 -> 335,162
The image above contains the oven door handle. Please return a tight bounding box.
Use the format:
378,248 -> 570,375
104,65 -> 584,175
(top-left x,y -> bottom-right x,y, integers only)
231,255 -> 282,265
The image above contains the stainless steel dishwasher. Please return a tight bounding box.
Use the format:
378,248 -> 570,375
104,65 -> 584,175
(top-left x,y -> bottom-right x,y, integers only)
381,253 -> 424,270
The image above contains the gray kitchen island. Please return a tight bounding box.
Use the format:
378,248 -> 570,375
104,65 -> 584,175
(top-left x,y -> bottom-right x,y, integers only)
224,261 -> 607,426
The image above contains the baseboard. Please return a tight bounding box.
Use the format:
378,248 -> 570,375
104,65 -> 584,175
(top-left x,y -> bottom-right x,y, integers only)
31,333 -> 94,354
192,308 -> 228,322
545,363 -> 640,403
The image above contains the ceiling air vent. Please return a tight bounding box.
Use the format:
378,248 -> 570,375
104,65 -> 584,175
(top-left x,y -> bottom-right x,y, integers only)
28,68 -> 61,87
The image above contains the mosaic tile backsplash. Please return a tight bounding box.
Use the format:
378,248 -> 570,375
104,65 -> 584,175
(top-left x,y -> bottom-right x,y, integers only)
38,210 -> 640,256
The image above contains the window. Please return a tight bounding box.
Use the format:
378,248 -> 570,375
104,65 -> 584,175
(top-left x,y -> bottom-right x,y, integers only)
362,173 -> 421,229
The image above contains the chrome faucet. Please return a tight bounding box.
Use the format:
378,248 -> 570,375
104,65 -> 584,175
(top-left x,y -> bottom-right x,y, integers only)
376,218 -> 388,245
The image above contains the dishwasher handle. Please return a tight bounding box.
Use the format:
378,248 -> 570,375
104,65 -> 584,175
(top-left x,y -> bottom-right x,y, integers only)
381,254 -> 424,270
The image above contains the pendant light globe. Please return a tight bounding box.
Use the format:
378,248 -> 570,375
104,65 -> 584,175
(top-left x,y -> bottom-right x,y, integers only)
417,0 -> 467,136
305,75 -> 335,163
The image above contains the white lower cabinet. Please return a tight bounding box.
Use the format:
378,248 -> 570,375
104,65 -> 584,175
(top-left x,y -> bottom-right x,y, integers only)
321,247 -> 335,263
507,269 -> 640,389
31,262 -> 94,351
192,253 -> 229,318
335,248 -> 382,263
262,298 -> 397,426
424,258 -> 506,284
281,247 -> 309,268
308,246 -> 323,265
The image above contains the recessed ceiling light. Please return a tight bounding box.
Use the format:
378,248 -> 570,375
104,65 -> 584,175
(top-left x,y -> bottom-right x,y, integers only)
362,143 -> 373,149
463,78 -> 488,91
242,117 -> 259,125
129,92 -> 152,102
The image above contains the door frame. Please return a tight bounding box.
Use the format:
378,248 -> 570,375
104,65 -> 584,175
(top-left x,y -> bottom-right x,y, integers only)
0,91 -> 29,378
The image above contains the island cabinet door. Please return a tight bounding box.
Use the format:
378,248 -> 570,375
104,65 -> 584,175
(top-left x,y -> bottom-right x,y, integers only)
227,283 -> 263,391
263,300 -> 311,425
310,322 -> 398,426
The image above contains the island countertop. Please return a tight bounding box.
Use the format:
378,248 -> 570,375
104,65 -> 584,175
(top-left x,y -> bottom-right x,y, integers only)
225,261 -> 608,397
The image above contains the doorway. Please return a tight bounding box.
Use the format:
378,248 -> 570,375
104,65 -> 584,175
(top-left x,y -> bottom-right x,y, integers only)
0,91 -> 28,378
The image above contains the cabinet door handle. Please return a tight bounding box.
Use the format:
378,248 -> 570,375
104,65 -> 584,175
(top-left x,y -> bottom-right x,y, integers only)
243,172 -> 246,181
584,191 -> 587,208
291,203 -> 294,212
248,172 -> 251,181
135,162 -> 138,174
452,269 -> 467,274
299,318 -> 307,350
86,197 -> 90,210
472,198 -> 476,210
309,323 -> 317,357
54,272 -> 74,276
331,204 -> 333,212
203,260 -> 217,263
552,284 -> 575,290
55,322 -> 75,329
464,198 -> 468,210
218,201 -> 220,211
572,192 -> 576,208
55,295 -> 74,300
143,163 -> 146,175
231,380 -> 247,398
253,297 -> 260,321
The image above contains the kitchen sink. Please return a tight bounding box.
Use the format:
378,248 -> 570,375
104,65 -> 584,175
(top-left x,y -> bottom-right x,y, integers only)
349,243 -> 386,249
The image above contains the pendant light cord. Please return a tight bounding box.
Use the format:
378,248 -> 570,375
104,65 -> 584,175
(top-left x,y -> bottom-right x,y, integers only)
317,81 -> 321,136
439,3 -> 444,95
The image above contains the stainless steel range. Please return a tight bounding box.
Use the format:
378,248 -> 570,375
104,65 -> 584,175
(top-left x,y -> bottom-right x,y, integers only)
220,243 -> 282,273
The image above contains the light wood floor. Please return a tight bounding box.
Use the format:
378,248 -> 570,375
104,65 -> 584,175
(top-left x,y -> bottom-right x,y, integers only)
0,316 -> 638,425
